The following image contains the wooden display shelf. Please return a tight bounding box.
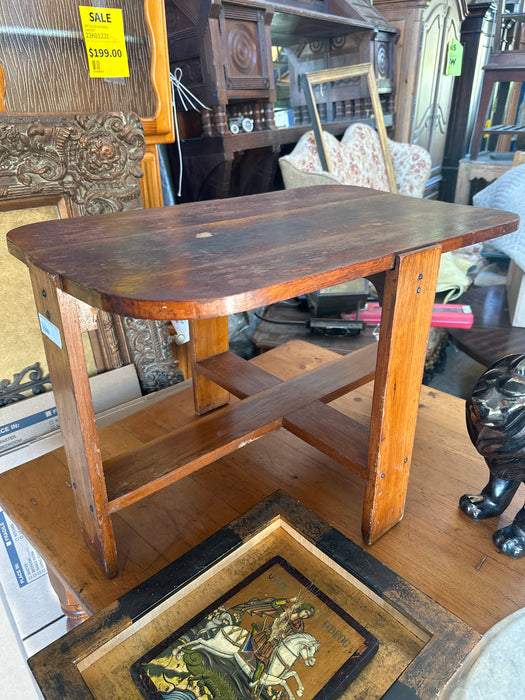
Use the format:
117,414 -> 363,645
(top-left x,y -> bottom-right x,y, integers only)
6,185 -> 519,579
104,345 -> 377,512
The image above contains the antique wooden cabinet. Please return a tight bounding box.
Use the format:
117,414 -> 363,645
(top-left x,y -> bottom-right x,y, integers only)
374,0 -> 469,197
164,0 -> 398,201
440,1 -> 495,201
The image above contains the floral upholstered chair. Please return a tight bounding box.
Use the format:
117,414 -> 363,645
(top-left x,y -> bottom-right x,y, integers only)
279,124 -> 465,368
279,123 -> 431,198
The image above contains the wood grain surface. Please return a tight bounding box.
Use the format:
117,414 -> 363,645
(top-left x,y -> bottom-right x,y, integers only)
0,1 -> 155,118
7,185 -> 519,320
0,341 -> 523,637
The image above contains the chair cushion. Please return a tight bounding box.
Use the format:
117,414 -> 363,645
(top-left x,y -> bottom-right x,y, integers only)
340,123 -> 391,190
285,124 -> 431,197
342,123 -> 431,197
286,130 -> 390,190
388,139 -> 431,198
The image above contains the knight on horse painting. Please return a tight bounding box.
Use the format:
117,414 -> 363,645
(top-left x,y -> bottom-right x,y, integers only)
232,595 -> 316,682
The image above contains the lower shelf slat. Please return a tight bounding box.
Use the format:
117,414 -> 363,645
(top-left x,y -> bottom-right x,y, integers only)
104,344 -> 377,513
199,349 -> 370,475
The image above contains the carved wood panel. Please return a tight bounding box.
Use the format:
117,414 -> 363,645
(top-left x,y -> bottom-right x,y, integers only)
0,112 -> 183,394
0,1 -> 173,144
219,3 -> 273,97
165,0 -> 398,202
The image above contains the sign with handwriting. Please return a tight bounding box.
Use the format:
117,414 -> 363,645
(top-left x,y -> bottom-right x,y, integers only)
445,38 -> 463,77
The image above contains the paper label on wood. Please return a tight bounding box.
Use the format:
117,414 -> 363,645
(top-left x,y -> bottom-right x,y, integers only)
445,38 -> 463,76
38,313 -> 62,349
78,6 -> 130,78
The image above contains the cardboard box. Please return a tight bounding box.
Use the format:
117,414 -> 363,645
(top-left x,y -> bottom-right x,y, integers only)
0,368 -> 192,471
506,259 -> 525,327
0,364 -> 141,471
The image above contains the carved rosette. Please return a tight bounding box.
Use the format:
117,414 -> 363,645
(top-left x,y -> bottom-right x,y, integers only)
0,112 -> 184,394
0,112 -> 145,215
65,114 -> 145,214
228,23 -> 257,74
376,45 -> 388,79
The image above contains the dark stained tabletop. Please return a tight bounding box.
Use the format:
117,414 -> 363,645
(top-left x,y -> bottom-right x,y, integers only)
7,186 -> 519,320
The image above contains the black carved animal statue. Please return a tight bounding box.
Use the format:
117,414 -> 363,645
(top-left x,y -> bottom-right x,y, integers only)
460,353 -> 525,559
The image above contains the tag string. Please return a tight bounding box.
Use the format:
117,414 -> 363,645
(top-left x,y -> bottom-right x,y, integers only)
170,67 -> 210,197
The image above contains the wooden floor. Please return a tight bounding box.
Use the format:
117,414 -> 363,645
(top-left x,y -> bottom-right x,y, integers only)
0,340 -> 523,637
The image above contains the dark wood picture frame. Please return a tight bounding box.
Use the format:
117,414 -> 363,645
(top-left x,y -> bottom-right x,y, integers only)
28,491 -> 480,699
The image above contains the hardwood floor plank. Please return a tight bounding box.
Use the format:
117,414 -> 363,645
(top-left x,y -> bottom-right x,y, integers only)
0,341 -> 523,633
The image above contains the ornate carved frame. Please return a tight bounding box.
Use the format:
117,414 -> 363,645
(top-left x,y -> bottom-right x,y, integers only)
0,111 -> 183,393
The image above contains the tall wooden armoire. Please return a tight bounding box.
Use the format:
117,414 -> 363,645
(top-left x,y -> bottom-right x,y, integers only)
374,0 -> 469,197
164,0 -> 398,202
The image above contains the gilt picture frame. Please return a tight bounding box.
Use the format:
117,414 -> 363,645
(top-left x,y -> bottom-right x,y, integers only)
28,491 -> 480,699
300,62 -> 397,192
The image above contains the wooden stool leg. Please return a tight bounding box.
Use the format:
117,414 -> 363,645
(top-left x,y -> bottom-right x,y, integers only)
47,568 -> 89,631
28,266 -> 117,578
190,316 -> 230,414
363,245 -> 442,544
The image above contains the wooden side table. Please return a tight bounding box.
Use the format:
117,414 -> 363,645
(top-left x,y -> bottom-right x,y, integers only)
6,185 -> 518,578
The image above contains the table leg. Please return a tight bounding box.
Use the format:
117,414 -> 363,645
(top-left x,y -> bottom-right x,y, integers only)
190,316 -> 230,414
47,568 -> 89,631
28,266 -> 117,578
363,245 -> 442,544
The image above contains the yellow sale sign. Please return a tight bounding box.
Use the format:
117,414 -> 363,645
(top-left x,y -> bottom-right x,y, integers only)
79,6 -> 129,78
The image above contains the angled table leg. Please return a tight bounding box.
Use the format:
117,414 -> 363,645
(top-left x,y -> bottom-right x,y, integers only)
363,245 -> 442,544
28,266 -> 117,578
190,316 -> 230,415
